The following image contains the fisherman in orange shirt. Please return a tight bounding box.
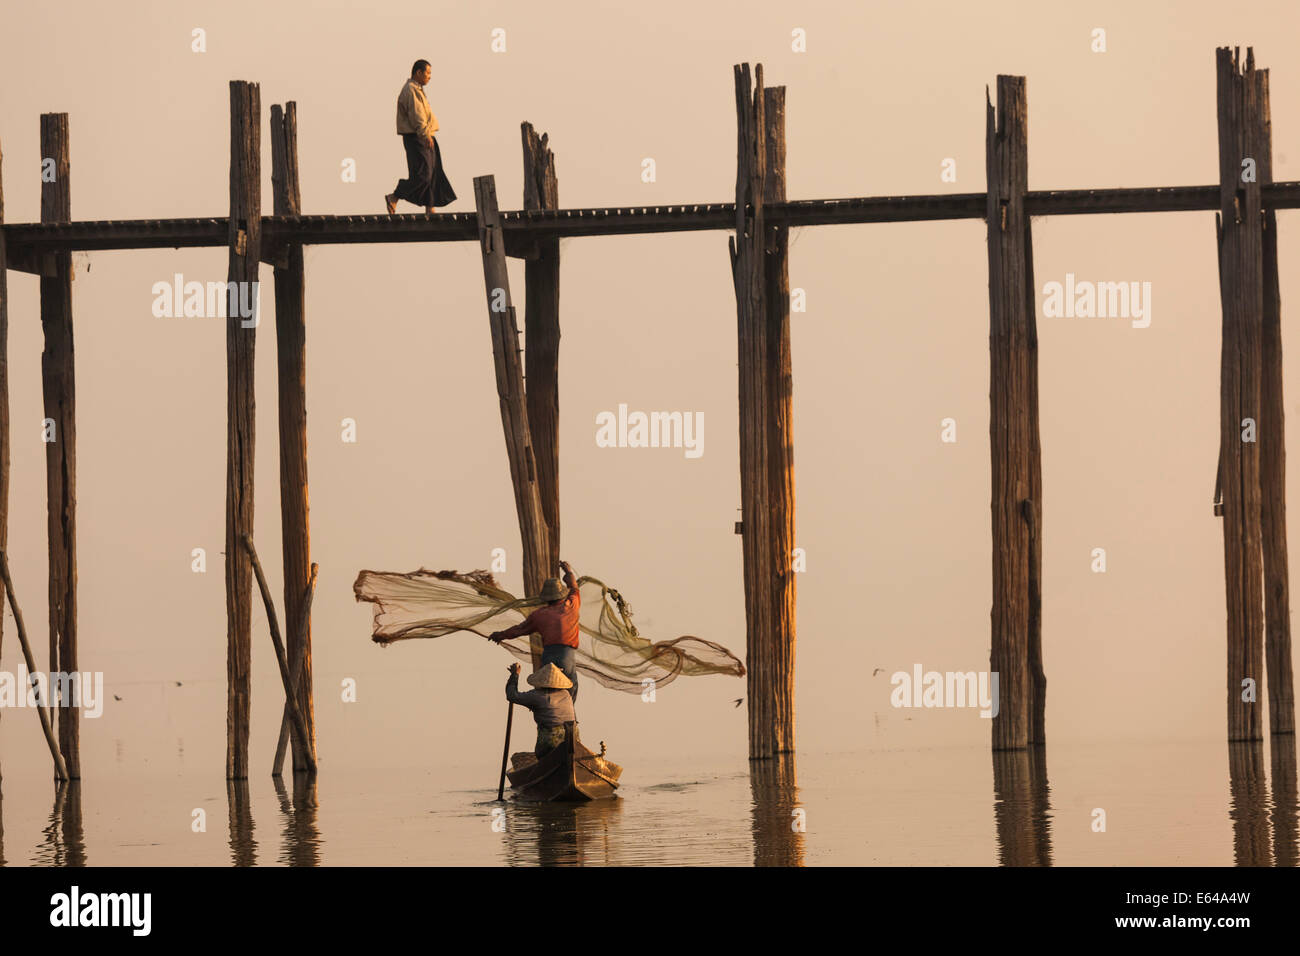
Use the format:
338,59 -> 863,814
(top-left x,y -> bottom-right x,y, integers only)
489,560 -> 582,703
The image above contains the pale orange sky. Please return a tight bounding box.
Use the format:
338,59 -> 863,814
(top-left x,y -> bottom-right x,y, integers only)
2,0 -> 1300,778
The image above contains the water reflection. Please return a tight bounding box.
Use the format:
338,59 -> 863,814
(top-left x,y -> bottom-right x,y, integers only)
1270,734 -> 1298,866
749,754 -> 804,867
1228,741 -> 1272,866
227,778 -> 257,866
502,798 -> 624,866
35,781 -> 86,866
991,748 -> 1053,866
274,772 -> 322,866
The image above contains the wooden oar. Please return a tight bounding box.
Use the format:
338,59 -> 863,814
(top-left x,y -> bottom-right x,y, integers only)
497,664 -> 519,800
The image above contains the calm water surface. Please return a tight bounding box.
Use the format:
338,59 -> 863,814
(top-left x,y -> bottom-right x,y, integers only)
1,733 -> 1296,865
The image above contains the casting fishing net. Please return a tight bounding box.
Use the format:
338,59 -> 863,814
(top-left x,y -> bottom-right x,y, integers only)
353,569 -> 745,692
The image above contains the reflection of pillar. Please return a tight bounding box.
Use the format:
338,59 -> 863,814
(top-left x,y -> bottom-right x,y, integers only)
749,752 -> 804,866
1227,741 -> 1271,865
226,777 -> 257,867
1270,734 -> 1297,866
273,772 -> 321,867
991,748 -> 1052,866
39,780 -> 85,867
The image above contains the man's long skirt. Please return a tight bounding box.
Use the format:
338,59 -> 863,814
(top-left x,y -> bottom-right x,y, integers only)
393,132 -> 457,208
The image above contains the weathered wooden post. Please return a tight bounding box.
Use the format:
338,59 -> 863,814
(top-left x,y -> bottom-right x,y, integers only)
274,563 -> 318,775
0,550 -> 69,780
762,85 -> 796,755
0,137 -> 9,695
39,113 -> 79,777
1026,220 -> 1045,747
242,534 -> 316,774
522,123 -> 561,583
1215,48 -> 1265,742
730,63 -> 775,759
473,174 -> 551,667
269,101 -> 315,771
1254,66 -> 1295,736
985,76 -> 1040,751
225,81 -> 260,779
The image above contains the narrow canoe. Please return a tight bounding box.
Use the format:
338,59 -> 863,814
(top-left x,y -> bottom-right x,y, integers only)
507,722 -> 622,801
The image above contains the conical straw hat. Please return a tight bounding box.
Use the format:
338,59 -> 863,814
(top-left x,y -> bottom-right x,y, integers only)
527,662 -> 573,689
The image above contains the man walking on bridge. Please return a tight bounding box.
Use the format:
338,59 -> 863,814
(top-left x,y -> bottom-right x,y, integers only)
385,59 -> 457,214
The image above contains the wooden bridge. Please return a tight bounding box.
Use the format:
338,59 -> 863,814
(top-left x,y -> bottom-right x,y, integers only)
0,48 -> 1293,782
10,184 -> 1300,259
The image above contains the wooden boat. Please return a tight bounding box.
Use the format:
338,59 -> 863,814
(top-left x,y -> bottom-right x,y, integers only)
507,722 -> 622,801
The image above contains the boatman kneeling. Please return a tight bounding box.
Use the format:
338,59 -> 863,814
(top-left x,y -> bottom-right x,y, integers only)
505,662 -> 576,756
488,559 -> 581,702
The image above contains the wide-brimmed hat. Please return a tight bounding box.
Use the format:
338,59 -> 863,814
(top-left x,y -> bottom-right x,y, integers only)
538,577 -> 565,602
527,662 -> 573,689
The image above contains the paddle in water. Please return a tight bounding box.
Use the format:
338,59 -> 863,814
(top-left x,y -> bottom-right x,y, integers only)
496,663 -> 519,800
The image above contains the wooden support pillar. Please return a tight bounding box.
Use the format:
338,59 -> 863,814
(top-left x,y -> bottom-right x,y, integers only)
1215,48 -> 1265,742
0,137 -> 9,703
522,124 -> 561,593
1025,224 -> 1046,747
225,81 -> 260,779
39,113 -> 79,778
730,63 -> 775,759
270,102 -> 315,771
473,174 -> 551,668
1255,67 -> 1296,736
985,76 -> 1039,752
762,86 -> 796,755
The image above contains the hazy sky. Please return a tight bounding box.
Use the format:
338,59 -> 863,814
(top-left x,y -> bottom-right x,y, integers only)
2,0 -> 1300,780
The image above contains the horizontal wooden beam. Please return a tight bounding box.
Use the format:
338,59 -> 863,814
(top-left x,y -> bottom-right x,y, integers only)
5,182 -> 1300,254
5,247 -> 58,276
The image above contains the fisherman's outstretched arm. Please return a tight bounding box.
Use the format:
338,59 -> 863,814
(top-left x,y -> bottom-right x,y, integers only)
490,613 -> 536,643
560,559 -> 576,591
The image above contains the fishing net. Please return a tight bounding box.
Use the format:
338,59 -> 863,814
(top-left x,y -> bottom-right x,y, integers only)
353,568 -> 746,693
